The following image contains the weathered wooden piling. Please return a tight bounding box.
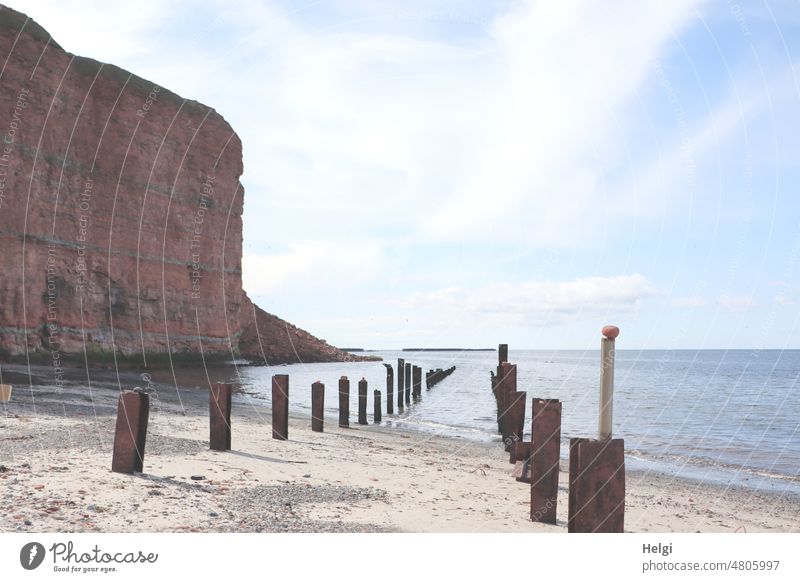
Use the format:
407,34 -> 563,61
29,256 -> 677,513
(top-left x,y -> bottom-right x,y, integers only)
397,359 -> 405,410
404,362 -> 412,404
373,390 -> 382,423
112,390 -> 150,474
530,398 -> 562,524
209,382 -> 232,451
567,325 -> 625,533
383,363 -> 394,414
498,343 -> 508,365
339,376 -> 350,427
311,381 -> 324,432
358,378 -> 369,425
505,390 -> 526,453
272,374 -> 289,440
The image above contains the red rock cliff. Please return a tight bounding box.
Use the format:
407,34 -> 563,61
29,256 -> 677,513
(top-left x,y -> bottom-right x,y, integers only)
0,6 -> 363,366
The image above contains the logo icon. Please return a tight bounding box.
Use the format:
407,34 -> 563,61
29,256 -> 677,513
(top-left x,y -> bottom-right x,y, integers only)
20,542 -> 46,570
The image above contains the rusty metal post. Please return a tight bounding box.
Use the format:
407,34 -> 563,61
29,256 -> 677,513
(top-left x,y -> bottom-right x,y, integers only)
530,398 -> 562,524
209,382 -> 232,451
499,343 -> 508,365
358,377 -> 369,425
397,359 -> 405,410
311,381 -> 324,432
272,374 -> 289,440
112,390 -> 150,474
384,364 -> 394,414
404,362 -> 412,405
505,390 -> 526,453
339,376 -> 350,427
496,362 -> 516,440
373,389 -> 382,423
568,438 -> 625,532
513,441 -> 533,464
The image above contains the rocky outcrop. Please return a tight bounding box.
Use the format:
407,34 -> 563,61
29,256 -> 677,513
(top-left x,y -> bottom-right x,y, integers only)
0,5 -> 362,366
238,293 -> 373,364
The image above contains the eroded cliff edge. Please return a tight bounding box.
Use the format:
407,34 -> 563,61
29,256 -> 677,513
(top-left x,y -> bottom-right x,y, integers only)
0,5 -> 364,366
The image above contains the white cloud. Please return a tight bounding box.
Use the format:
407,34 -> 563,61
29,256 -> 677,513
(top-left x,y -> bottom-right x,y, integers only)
401,274 -> 656,324
718,294 -> 755,312
242,241 -> 383,295
22,0 -> 710,251
774,295 -> 794,306
16,0 -> 178,62
671,295 -> 708,308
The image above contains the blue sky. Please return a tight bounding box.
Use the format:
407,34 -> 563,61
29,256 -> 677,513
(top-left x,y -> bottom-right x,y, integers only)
16,0 -> 800,349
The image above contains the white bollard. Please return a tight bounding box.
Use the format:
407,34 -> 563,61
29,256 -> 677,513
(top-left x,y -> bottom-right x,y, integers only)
598,325 -> 619,440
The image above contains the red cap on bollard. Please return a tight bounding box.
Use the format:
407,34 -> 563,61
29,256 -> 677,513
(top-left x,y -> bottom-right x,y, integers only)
602,325 -> 620,340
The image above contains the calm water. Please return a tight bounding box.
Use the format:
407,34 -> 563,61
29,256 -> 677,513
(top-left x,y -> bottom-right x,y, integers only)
234,350 -> 800,494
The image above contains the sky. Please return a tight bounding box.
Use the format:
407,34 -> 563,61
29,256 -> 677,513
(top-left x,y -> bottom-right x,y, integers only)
12,0 -> 800,349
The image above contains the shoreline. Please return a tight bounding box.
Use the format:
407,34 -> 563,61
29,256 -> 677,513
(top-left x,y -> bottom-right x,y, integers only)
1,367 -> 798,532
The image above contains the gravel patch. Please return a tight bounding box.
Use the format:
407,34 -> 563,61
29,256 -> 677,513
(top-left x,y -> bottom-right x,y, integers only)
223,483 -> 395,532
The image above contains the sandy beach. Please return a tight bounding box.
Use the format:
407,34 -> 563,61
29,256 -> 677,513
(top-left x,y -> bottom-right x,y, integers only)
1,365 -> 798,534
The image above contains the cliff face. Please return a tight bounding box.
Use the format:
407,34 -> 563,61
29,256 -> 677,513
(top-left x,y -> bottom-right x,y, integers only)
0,5 -> 360,366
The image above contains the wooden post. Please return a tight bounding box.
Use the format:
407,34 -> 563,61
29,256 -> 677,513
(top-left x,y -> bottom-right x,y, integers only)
498,343 -> 508,365
358,378 -> 369,425
339,376 -> 350,427
112,390 -> 150,474
311,381 -> 324,432
384,364 -> 394,414
404,362 -> 412,405
373,390 -> 382,423
397,359 -> 405,410
412,366 -> 421,399
272,374 -> 289,440
209,382 -> 232,451
530,398 -> 562,524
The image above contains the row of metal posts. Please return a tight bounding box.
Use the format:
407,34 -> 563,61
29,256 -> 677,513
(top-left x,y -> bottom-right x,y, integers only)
493,328 -> 626,532
111,358 -> 457,473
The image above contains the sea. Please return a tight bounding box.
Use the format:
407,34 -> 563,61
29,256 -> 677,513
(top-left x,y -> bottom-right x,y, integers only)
232,349 -> 800,496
